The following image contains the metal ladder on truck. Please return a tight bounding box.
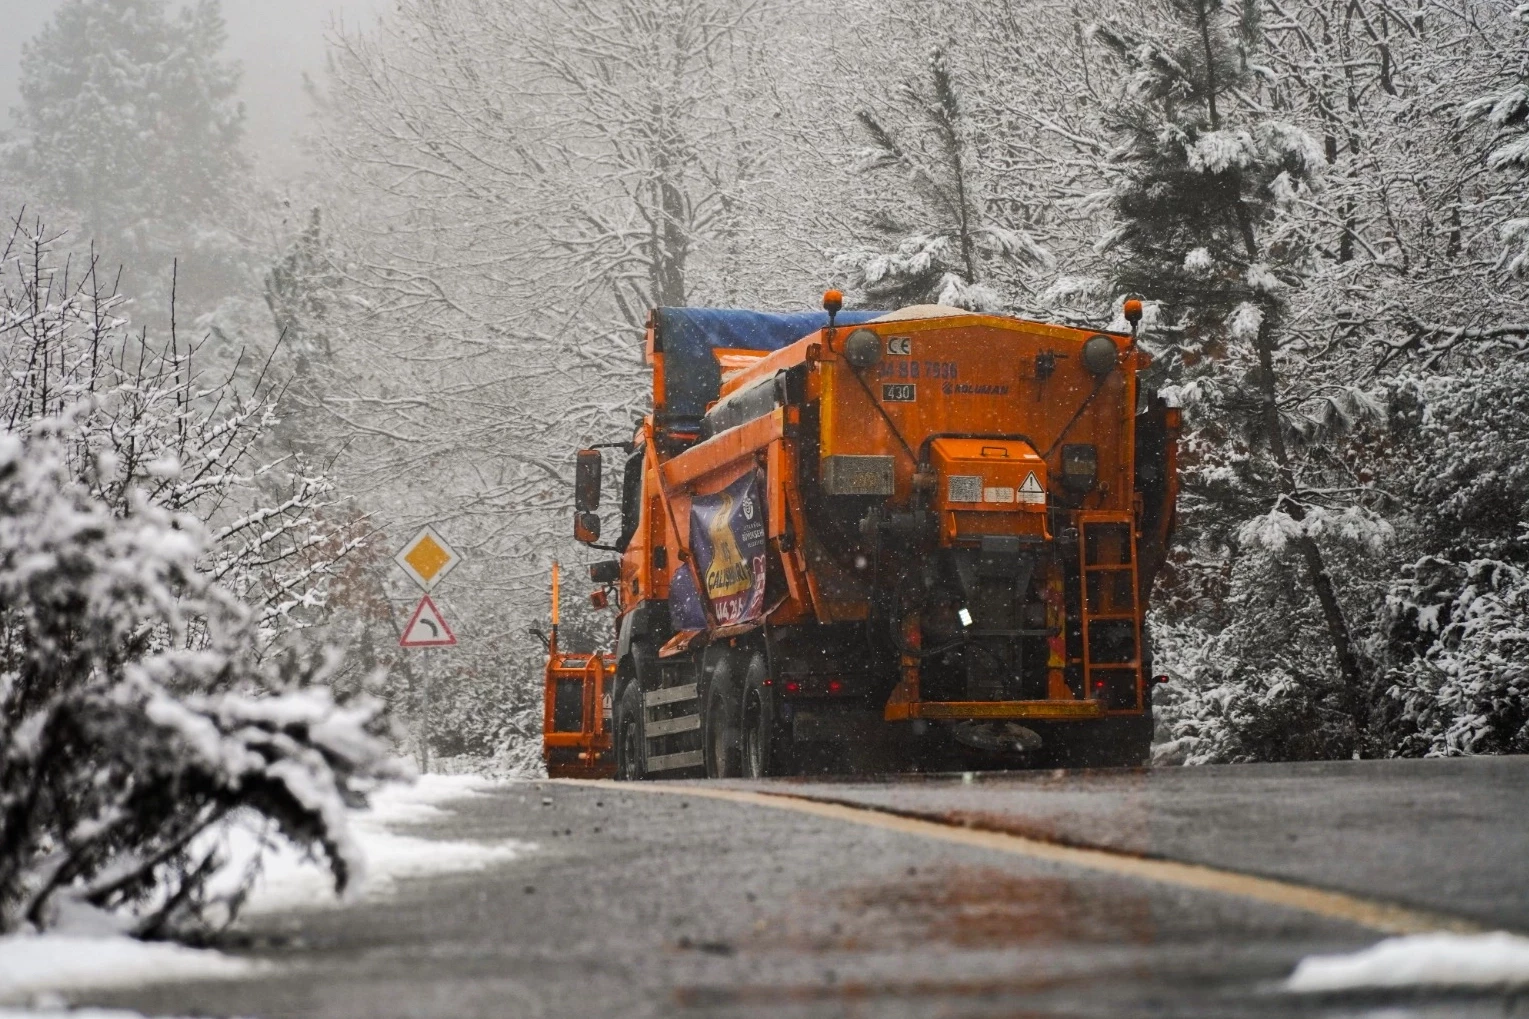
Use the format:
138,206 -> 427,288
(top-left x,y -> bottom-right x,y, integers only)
1076,513 -> 1144,712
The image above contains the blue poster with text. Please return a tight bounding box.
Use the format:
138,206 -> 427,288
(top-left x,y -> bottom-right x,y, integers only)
688,471 -> 767,626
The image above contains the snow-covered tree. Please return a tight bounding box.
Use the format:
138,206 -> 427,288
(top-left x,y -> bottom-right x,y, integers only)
0,218 -> 397,936
1088,0 -> 1392,759
836,45 -> 1052,311
1374,362 -> 1529,756
261,206 -> 344,461
1360,6 -> 1529,757
1084,0 -> 1529,762
1462,7 -> 1529,277
8,0 -> 248,308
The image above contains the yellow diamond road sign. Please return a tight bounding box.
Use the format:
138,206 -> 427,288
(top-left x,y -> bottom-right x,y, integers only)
394,526 -> 461,592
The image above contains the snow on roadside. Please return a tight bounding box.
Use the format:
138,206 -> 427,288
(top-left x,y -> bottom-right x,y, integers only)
0,936 -> 265,1000
0,1010 -> 233,1019
0,774 -> 531,1004
230,773 -> 532,914
0,1009 -> 238,1015
0,1012 -> 215,1019
1286,932 -> 1529,992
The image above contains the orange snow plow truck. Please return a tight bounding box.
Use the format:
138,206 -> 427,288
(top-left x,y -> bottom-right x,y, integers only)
546,294 -> 1178,779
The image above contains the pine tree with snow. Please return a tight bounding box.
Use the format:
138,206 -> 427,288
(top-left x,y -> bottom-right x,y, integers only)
9,0 -> 248,306
1463,9 -> 1529,277
837,46 -> 1051,312
263,206 -> 345,460
1090,0 -> 1387,758
1360,8 -> 1529,756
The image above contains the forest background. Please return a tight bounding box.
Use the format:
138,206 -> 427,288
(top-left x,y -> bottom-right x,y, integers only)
6,0 -> 1528,775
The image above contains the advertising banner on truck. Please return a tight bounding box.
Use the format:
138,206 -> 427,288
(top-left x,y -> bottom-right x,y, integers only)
686,471 -> 767,626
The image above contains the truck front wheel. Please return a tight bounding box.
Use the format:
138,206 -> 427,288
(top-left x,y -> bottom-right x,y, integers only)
615,681 -> 646,781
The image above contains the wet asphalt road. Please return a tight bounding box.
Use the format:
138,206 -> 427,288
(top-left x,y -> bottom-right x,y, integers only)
91,757 -> 1529,1018
752,755 -> 1529,932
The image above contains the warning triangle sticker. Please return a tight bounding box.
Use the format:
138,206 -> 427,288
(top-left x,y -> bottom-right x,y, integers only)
400,594 -> 457,647
1018,471 -> 1046,505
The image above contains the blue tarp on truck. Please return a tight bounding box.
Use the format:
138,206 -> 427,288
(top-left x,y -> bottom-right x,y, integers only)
653,307 -> 885,426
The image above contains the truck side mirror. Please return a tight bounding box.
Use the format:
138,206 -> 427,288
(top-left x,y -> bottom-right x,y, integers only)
574,449 -> 604,545
574,449 -> 603,511
574,511 -> 602,545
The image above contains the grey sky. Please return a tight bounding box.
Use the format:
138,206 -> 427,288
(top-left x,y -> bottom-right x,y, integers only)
0,0 -> 390,177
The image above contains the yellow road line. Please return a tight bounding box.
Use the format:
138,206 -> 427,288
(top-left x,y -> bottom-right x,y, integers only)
559,778 -> 1486,937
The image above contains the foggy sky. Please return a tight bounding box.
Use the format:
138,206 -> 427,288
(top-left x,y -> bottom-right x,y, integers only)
0,0 -> 390,177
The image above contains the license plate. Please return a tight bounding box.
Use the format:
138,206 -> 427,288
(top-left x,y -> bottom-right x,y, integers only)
882,383 -> 916,402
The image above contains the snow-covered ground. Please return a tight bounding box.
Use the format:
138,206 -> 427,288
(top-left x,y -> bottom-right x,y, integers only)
0,937 -> 264,1005
227,773 -> 531,914
0,1011 -> 231,1019
1286,932 -> 1529,992
0,775 -> 530,1006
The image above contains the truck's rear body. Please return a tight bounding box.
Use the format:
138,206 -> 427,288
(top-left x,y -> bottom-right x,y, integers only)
557,301 -> 1178,777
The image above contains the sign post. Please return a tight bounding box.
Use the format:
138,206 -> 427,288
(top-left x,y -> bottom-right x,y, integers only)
420,667 -> 432,776
394,526 -> 464,774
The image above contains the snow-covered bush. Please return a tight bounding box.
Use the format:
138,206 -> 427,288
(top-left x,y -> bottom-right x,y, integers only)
1374,365 -> 1529,756
0,220 -> 402,937
1150,539 -> 1368,765
1383,557 -> 1529,756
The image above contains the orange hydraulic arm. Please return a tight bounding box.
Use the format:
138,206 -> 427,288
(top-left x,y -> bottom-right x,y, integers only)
541,561 -> 616,778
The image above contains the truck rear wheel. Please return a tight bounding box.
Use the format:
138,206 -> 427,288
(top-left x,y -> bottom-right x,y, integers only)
703,681 -> 741,778
740,651 -> 789,778
741,688 -> 771,778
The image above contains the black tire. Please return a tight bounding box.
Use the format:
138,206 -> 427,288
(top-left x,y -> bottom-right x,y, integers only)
703,675 -> 742,778
740,651 -> 789,778
615,680 -> 646,781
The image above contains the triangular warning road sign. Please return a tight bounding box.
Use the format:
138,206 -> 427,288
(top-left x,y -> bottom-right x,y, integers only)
400,595 -> 457,647
1018,471 -> 1046,505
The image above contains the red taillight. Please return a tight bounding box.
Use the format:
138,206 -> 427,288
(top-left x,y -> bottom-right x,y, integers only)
784,681 -> 801,694
1092,681 -> 1106,698
827,679 -> 844,694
